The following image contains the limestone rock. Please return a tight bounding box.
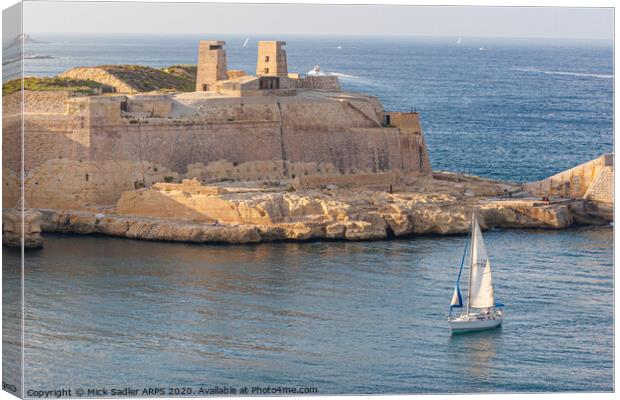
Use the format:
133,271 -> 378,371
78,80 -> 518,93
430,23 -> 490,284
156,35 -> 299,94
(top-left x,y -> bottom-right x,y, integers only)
480,202 -> 573,229
344,220 -> 387,241
2,207 -> 44,249
409,205 -> 471,235
39,210 -> 262,244
325,223 -> 346,239
33,170 -> 610,244
384,212 -> 414,237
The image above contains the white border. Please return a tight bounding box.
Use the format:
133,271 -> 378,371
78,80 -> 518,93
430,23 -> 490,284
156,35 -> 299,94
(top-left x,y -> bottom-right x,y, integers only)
0,2 -> 616,400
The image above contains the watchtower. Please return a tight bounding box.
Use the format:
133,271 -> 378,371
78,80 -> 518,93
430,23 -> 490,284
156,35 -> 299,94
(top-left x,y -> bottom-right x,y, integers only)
195,40 -> 227,91
256,41 -> 288,77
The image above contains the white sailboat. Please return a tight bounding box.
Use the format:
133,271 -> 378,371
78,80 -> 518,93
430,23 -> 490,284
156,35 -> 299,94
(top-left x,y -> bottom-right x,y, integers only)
448,213 -> 504,333
242,38 -> 249,48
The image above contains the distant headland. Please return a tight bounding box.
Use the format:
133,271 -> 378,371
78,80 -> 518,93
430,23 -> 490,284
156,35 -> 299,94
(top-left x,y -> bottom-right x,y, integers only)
3,33 -> 48,50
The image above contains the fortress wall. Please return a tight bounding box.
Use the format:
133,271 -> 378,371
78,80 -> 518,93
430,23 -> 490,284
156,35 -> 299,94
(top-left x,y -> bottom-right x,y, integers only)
84,96 -> 124,124
188,160 -> 286,182
193,101 -> 281,122
24,91 -> 71,113
386,113 -> 432,175
398,133 -> 432,175
299,76 -> 341,91
13,93 -> 433,209
16,112 -> 428,210
3,91 -> 71,115
3,167 -> 20,209
89,96 -> 396,175
2,116 -> 22,208
87,121 -> 284,173
23,117 -> 91,172
5,116 -> 90,175
279,100 -> 380,131
584,166 -> 614,204
281,126 -> 404,174
386,112 -> 422,134
23,159 -> 182,210
126,95 -> 172,117
2,91 -> 23,208
2,116 -> 22,174
523,154 -> 613,198
3,91 -> 21,115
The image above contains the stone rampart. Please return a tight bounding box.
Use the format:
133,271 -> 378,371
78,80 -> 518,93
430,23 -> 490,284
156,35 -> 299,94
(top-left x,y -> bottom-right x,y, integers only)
299,76 -> 341,91
3,90 -> 72,115
3,90 -> 433,210
282,126 -> 404,174
523,154 -> 613,200
584,166 -> 614,204
125,95 -> 172,117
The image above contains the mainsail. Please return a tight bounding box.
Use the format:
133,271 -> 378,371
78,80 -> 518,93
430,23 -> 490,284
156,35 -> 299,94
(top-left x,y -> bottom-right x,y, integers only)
468,217 -> 495,308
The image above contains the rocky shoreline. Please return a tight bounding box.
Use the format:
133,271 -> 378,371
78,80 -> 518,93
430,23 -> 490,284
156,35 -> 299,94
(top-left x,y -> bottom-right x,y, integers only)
36,201 -> 609,245
6,165 -> 612,247
34,176 -> 611,245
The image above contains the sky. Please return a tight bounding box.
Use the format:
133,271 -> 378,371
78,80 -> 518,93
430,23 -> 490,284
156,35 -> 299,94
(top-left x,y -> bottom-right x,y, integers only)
19,1 -> 614,40
3,2 -> 21,46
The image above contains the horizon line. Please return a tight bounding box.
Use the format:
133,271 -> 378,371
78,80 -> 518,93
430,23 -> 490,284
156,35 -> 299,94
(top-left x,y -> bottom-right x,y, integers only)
22,31 -> 614,42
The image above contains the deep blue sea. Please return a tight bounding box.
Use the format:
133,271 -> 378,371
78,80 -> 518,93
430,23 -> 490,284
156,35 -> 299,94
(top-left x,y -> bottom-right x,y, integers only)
17,33 -> 614,182
3,34 -> 613,395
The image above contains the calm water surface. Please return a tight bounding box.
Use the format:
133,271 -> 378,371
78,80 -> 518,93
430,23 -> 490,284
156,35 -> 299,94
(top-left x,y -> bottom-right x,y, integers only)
4,227 -> 613,393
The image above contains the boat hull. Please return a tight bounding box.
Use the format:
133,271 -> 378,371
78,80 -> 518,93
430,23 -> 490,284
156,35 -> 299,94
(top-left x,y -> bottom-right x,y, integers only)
449,316 -> 503,334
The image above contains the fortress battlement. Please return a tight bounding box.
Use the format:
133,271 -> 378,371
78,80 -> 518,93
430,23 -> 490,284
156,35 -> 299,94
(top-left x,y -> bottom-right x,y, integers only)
196,40 -> 340,95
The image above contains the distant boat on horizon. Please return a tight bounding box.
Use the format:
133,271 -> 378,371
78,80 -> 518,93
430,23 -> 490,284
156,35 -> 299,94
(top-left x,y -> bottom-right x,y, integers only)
457,38 -> 462,44
242,38 -> 249,48
448,213 -> 504,334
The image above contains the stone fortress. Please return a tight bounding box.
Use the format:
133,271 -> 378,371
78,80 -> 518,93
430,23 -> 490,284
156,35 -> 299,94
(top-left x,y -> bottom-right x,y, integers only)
3,40 -> 430,211
2,40 -> 613,246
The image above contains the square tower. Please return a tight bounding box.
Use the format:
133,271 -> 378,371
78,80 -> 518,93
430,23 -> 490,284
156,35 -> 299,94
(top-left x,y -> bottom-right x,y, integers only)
195,40 -> 227,91
256,41 -> 288,77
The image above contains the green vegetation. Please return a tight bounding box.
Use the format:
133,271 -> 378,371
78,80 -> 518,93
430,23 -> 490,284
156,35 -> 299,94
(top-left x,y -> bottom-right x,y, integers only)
161,65 -> 197,82
3,77 -> 114,96
98,65 -> 195,92
3,63 -> 199,96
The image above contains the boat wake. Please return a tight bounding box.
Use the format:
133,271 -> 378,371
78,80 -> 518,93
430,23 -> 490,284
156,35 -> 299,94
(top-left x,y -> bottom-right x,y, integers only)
306,68 -> 376,86
515,67 -> 612,79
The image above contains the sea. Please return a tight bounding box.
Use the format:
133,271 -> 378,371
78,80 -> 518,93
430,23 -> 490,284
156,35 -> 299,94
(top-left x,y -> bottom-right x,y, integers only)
3,34 -> 614,394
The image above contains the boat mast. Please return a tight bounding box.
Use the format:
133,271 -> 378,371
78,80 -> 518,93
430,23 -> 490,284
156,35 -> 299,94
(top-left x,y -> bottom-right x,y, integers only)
466,213 -> 474,315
